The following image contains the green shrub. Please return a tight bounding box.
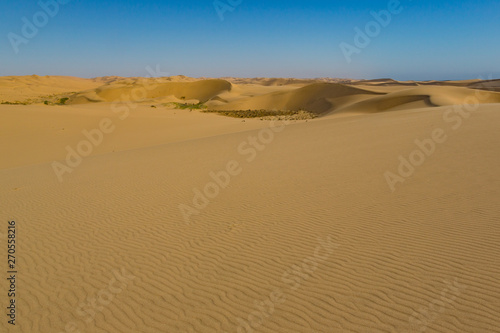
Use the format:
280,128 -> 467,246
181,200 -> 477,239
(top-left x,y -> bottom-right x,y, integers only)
1,101 -> 28,105
58,97 -> 69,105
201,109 -> 316,119
171,102 -> 207,110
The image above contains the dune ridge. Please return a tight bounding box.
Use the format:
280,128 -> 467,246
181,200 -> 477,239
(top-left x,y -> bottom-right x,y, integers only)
68,79 -> 233,104
3,75 -> 500,117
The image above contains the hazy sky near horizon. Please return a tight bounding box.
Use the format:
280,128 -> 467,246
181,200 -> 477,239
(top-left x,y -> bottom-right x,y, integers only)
0,0 -> 499,80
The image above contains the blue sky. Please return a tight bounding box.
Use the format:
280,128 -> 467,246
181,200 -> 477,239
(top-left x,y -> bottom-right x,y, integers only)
0,0 -> 499,80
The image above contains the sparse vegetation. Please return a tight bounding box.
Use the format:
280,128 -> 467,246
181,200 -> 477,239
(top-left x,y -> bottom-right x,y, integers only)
1,94 -> 73,106
170,102 -> 208,110
58,97 -> 69,105
201,109 -> 316,120
1,101 -> 29,105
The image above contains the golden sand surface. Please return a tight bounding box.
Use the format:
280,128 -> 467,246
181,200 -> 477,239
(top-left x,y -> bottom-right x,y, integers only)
1,76 -> 499,332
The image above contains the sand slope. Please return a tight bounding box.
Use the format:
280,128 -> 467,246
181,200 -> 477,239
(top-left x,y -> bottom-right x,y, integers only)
210,83 -> 382,114
0,75 -> 106,102
335,86 -> 500,114
69,79 -> 232,104
0,103 -> 274,170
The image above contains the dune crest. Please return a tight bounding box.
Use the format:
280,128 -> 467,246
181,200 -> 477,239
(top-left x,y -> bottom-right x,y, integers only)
68,79 -> 232,104
3,75 -> 500,117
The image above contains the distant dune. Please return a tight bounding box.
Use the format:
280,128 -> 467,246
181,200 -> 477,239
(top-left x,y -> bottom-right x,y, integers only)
336,86 -> 500,114
3,75 -> 499,116
0,75 -> 105,101
219,77 -> 354,86
351,78 -> 419,86
468,79 -> 500,91
69,79 -> 232,104
209,82 -> 383,114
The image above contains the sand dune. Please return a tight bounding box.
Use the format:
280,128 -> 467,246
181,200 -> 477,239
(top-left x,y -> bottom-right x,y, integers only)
334,86 -> 500,114
1,76 -> 500,333
0,75 -> 105,102
68,79 -> 233,104
469,79 -> 500,92
219,77 -> 354,86
352,78 -> 419,86
55,77 -> 500,117
208,83 -> 382,114
419,79 -> 483,87
210,83 -> 500,116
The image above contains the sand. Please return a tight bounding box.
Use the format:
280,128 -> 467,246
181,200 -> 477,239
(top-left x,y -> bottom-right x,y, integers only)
1,76 -> 499,333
